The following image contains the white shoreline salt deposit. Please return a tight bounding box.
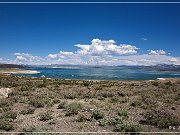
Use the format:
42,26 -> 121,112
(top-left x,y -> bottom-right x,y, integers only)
157,78 -> 166,80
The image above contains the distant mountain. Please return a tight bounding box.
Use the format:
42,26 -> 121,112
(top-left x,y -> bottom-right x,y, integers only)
139,64 -> 180,71
0,64 -> 24,69
3,63 -> 179,72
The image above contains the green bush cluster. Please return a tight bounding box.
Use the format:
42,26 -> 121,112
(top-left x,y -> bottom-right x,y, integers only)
57,101 -> 67,109
29,96 -> 50,108
0,119 -> 14,131
65,102 -> 82,116
91,110 -> 104,120
0,111 -> 17,120
76,114 -> 90,122
39,112 -> 53,121
0,99 -> 13,108
99,116 -> 123,127
110,97 -> 119,103
141,109 -> 180,128
117,109 -> 129,120
20,107 -> 35,115
114,123 -> 142,133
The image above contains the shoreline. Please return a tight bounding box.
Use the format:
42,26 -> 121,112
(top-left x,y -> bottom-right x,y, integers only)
0,68 -> 179,82
0,68 -> 40,75
3,73 -> 180,83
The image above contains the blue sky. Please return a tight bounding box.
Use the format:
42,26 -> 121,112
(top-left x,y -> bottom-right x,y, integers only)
0,3 -> 180,65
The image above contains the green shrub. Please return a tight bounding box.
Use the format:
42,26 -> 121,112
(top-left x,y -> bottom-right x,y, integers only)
117,92 -> 128,97
52,99 -> 61,104
39,112 -> 53,121
97,96 -> 105,100
20,107 -> 35,115
91,110 -> 104,120
29,97 -> 48,108
1,111 -> 17,120
83,81 -> 90,87
141,109 -> 180,128
0,99 -> 13,108
164,81 -> 172,86
57,101 -> 67,109
98,91 -> 114,98
130,100 -> 142,107
48,120 -> 56,125
76,114 -> 88,122
99,116 -> 123,127
110,97 -> 119,103
109,116 -> 123,125
65,102 -> 82,116
151,81 -> 159,86
99,118 -> 109,126
117,109 -> 129,120
21,126 -> 37,132
20,85 -> 30,91
2,107 -> 12,112
64,92 -> 78,99
0,120 -> 14,131
142,96 -> 157,106
114,123 -> 142,133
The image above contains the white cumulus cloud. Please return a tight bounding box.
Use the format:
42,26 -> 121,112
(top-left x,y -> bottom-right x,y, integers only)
3,38 -> 179,66
148,50 -> 166,55
14,53 -> 45,65
75,39 -> 139,56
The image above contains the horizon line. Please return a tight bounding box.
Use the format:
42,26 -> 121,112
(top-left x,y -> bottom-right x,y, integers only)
1,2 -> 180,4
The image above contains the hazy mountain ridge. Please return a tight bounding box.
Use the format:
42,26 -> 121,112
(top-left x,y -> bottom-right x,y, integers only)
0,64 -> 24,69
1,63 -> 180,72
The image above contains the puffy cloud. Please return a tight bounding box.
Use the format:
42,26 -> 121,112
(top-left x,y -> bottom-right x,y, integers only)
1,38 -> 179,66
14,53 -> 45,65
48,51 -> 74,59
47,54 -> 58,59
148,50 -> 166,55
75,39 -> 138,55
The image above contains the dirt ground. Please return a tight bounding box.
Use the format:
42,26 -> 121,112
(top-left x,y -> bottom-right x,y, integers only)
0,75 -> 179,134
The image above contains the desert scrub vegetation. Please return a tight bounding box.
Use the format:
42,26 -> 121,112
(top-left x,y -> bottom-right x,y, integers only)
0,75 -> 180,132
0,111 -> 17,120
76,113 -> 91,122
109,96 -> 119,103
99,116 -> 123,127
130,100 -> 142,107
0,111 -> 17,131
21,126 -> 37,133
114,123 -> 142,133
29,95 -> 51,108
57,100 -> 67,109
91,110 -> 104,120
20,107 -> 35,115
39,111 -> 53,122
0,119 -> 14,131
0,98 -> 13,108
140,108 -> 180,129
65,102 -> 83,116
117,109 -> 129,120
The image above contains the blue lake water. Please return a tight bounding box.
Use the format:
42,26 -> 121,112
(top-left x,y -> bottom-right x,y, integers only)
19,66 -> 180,80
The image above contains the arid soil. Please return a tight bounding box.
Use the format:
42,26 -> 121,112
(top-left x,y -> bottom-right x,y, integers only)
0,74 -> 179,134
